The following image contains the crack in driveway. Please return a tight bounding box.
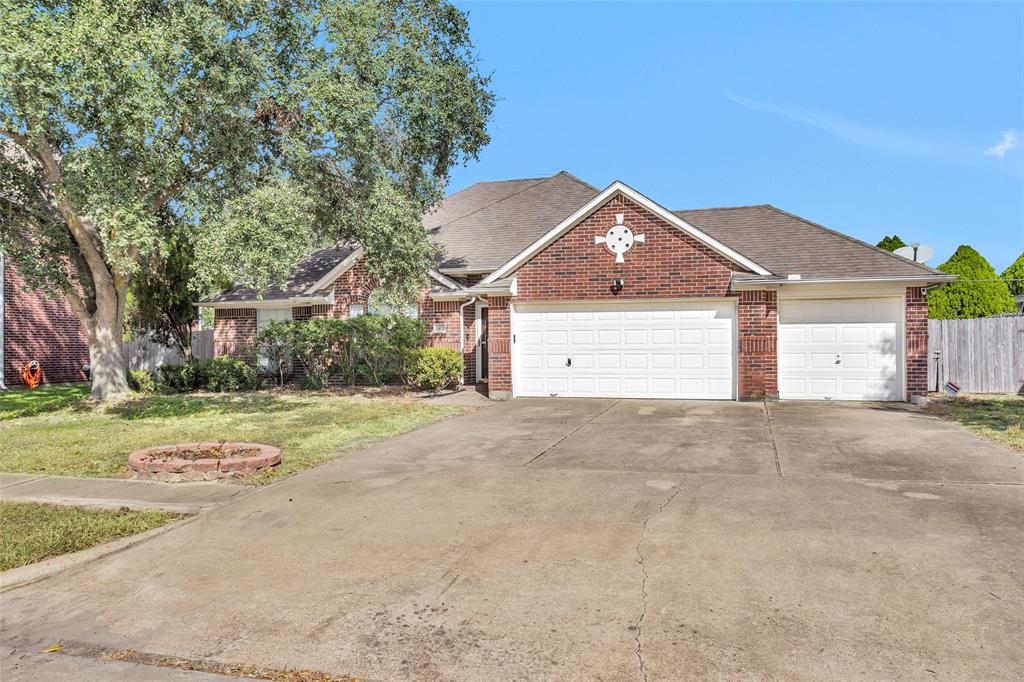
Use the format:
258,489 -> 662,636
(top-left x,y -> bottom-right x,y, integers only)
525,400 -> 620,465
632,484 -> 682,682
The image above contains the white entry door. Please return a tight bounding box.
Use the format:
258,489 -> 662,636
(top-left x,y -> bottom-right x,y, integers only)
778,297 -> 903,401
513,300 -> 735,399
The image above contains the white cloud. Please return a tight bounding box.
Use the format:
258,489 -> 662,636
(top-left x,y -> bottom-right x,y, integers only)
723,92 -> 969,161
985,129 -> 1019,158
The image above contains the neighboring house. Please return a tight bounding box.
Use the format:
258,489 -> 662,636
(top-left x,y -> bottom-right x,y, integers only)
0,254 -> 90,388
198,172 -> 955,402
1015,294 -> 1024,314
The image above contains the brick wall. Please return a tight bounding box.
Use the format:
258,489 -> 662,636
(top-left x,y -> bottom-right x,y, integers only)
213,308 -> 256,359
737,290 -> 778,399
3,260 -> 89,386
905,286 -> 929,399
515,195 -> 741,301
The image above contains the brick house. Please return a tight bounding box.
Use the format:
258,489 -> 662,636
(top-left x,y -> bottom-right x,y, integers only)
1,254 -> 90,387
199,172 -> 954,402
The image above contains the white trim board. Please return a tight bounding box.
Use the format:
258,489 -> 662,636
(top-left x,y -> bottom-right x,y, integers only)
482,181 -> 772,284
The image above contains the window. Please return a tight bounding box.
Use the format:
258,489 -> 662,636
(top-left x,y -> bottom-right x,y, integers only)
348,304 -> 365,318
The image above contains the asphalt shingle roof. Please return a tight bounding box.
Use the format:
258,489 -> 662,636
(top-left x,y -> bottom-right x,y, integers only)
427,172 -> 598,270
202,245 -> 354,303
204,174 -> 947,304
673,205 -> 945,279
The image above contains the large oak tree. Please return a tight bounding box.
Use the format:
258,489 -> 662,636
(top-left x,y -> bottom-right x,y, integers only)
0,0 -> 493,400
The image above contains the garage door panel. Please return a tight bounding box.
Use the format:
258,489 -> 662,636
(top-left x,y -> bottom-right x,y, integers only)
707,327 -> 731,344
650,328 -> 674,344
515,301 -> 735,399
678,329 -> 702,344
779,297 -> 902,401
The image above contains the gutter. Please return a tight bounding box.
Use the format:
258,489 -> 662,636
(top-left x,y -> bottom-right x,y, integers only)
194,292 -> 335,310
730,274 -> 957,289
0,254 -> 6,390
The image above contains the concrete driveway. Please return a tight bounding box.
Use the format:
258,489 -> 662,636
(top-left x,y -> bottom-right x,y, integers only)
2,399 -> 1022,681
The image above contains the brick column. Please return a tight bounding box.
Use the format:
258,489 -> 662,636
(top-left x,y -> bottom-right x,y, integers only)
905,286 -> 929,400
485,296 -> 512,399
737,290 -> 778,400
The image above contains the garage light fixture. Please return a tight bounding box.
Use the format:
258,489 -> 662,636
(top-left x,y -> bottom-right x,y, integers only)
610,278 -> 624,295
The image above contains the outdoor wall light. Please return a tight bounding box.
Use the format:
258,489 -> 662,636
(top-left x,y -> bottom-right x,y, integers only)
610,278 -> 624,295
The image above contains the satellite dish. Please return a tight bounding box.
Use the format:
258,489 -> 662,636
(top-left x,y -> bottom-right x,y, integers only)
893,243 -> 934,264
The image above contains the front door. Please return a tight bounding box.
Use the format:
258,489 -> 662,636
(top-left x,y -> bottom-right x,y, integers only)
479,307 -> 489,381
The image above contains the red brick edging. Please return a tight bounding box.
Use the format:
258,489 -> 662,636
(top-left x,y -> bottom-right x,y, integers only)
128,442 -> 282,482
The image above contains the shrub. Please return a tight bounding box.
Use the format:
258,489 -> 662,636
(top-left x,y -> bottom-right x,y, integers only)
289,319 -> 352,389
127,369 -> 156,394
348,314 -> 425,386
405,347 -> 464,391
157,363 -> 200,392
156,358 -> 257,392
202,357 -> 259,392
254,320 -> 297,387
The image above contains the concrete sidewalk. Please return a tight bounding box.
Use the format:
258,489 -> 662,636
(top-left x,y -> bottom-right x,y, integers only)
0,473 -> 247,514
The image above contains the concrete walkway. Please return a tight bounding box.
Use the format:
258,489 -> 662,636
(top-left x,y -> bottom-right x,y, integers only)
0,474 -> 246,514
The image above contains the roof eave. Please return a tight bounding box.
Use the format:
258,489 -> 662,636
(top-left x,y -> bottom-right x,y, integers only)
196,291 -> 335,309
730,274 -> 957,290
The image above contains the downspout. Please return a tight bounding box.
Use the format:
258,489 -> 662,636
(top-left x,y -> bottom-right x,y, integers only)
458,296 -> 477,385
0,254 -> 7,390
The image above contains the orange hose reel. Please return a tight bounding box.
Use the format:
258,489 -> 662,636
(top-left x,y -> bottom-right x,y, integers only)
21,361 -> 41,389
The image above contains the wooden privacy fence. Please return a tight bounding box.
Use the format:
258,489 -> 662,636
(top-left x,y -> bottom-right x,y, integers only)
122,330 -> 214,372
928,317 -> 1024,394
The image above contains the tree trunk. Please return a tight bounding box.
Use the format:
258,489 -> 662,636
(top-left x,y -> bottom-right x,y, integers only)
85,282 -> 130,401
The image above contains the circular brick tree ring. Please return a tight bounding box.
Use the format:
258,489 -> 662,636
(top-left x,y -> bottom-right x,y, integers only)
128,442 -> 282,482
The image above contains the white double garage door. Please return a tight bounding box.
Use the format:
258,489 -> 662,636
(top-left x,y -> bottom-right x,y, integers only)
512,297 -> 903,401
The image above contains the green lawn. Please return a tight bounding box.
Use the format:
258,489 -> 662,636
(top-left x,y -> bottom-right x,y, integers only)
0,385 -> 89,421
0,391 -> 459,483
926,395 -> 1024,452
0,502 -> 178,571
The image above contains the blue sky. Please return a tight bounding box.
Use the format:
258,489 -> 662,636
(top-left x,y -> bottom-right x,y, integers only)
448,2 -> 1023,272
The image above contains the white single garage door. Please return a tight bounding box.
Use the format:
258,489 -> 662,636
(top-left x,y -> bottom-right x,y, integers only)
513,301 -> 735,399
778,297 -> 903,401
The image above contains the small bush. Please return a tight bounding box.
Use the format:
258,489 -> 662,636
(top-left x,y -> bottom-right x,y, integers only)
157,358 -> 257,392
202,357 -> 259,392
127,369 -> 156,394
157,363 -> 200,392
406,347 -> 464,391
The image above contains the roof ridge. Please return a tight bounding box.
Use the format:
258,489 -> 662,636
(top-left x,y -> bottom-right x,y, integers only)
761,204 -> 945,276
556,170 -> 601,193
430,173 -> 563,231
673,204 -> 772,213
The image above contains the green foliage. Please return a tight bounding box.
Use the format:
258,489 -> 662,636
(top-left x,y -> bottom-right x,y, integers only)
259,314 -> 425,389
347,314 -> 426,386
202,357 -> 259,393
0,0 -> 495,399
127,370 -> 156,394
1001,253 -> 1024,297
405,347 -> 464,391
254,321 -> 299,387
876,235 -> 907,252
157,363 -> 203,393
158,358 -> 257,393
928,245 -> 1017,319
126,230 -> 201,360
288,319 -> 353,389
